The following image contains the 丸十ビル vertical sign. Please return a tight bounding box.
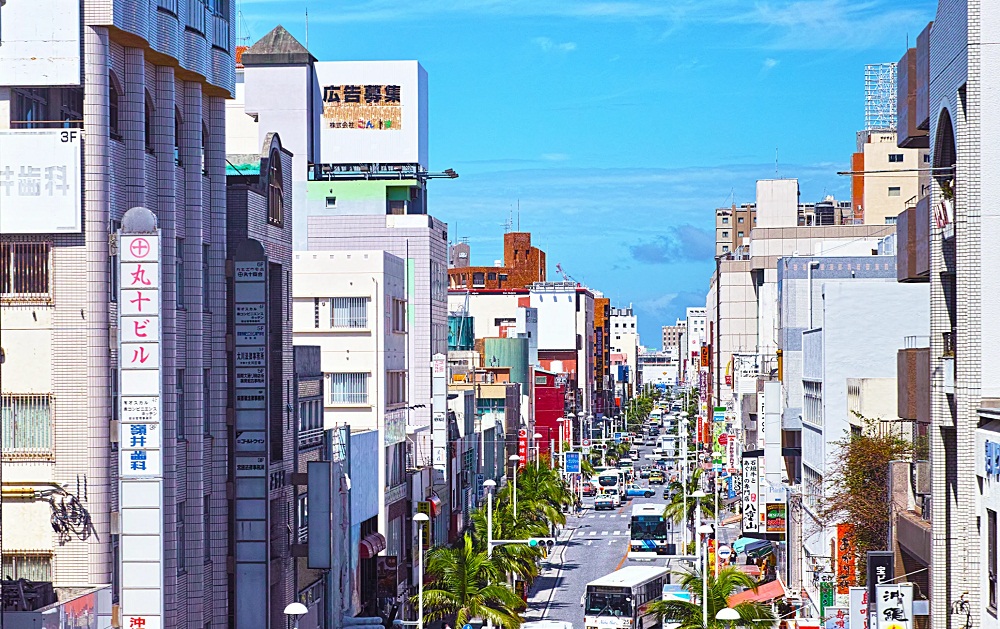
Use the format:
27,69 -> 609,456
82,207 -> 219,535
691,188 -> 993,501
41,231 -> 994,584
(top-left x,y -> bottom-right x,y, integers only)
117,208 -> 163,629
232,241 -> 270,628
432,353 -> 447,473
741,454 -> 760,533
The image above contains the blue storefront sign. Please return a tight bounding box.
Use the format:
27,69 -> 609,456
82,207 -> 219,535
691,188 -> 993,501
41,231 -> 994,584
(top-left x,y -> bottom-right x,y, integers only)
565,452 -> 581,474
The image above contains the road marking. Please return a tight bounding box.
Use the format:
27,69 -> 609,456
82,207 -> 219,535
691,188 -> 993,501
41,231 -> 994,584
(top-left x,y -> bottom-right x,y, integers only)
601,531 -> 609,536
589,531 -> 597,536
614,547 -> 629,570
587,541 -> 593,546
613,530 -> 621,536
599,515 -> 606,519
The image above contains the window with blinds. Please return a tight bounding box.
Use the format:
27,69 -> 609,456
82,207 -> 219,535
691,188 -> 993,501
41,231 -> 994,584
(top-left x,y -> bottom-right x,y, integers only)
2,554 -> 52,581
327,373 -> 368,405
331,297 -> 368,328
1,394 -> 53,457
0,241 -> 51,301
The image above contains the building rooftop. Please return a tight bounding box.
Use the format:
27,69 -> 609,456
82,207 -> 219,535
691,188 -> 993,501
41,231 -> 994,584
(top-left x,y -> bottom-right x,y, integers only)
241,25 -> 316,66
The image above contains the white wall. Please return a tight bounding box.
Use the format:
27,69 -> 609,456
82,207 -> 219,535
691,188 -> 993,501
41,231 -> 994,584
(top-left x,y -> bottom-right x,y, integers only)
756,179 -> 799,228
530,286 -> 578,350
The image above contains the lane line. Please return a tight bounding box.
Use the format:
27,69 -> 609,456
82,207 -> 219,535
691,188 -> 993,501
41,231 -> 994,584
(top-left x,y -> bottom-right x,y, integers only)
538,526 -> 575,621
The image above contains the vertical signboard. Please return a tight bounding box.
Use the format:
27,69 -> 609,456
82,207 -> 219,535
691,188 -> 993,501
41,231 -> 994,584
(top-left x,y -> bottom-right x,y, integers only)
874,584 -> 913,629
850,587 -> 870,629
232,241 -> 269,628
118,208 -> 163,629
821,582 -> 836,616
517,429 -> 527,466
564,452 -> 581,474
432,353 -> 447,473
825,607 -> 849,629
866,551 -> 895,616
741,454 -> 760,533
836,523 -> 857,595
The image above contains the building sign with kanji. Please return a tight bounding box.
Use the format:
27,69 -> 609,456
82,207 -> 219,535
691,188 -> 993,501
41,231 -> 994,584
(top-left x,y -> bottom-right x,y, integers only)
321,84 -> 402,130
741,455 -> 760,533
836,523 -> 857,594
0,129 -> 82,234
117,210 -> 164,629
874,584 -> 913,629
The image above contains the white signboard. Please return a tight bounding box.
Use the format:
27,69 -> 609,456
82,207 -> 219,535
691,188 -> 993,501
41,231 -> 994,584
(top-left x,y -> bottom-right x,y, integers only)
849,588 -> 870,629
118,226 -> 163,629
874,584 -> 913,629
0,129 -> 82,233
0,0 -> 81,85
741,455 -> 760,533
314,60 -> 428,167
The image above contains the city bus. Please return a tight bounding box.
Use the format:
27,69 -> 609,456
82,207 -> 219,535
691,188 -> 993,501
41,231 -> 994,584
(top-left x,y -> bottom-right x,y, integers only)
583,566 -> 670,629
628,504 -> 670,560
598,468 -> 623,500
648,409 -> 663,428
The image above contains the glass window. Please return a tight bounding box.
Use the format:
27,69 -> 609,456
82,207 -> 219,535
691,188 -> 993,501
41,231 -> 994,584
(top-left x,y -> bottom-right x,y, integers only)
202,243 -> 211,311
888,154 -> 904,163
109,73 -> 122,139
331,297 -> 368,328
177,369 -> 186,439
174,107 -> 183,166
204,495 -> 211,562
990,508 -> 997,612
177,501 -> 186,573
1,394 -> 53,454
0,241 -> 51,299
268,149 -> 284,226
176,239 -> 185,309
888,187 -> 901,197
327,373 -> 369,405
144,91 -> 155,153
203,369 -> 211,436
1,554 -> 52,581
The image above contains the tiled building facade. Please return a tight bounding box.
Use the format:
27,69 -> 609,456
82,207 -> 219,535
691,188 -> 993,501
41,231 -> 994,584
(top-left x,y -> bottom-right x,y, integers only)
447,231 -> 547,290
1,0 -> 233,626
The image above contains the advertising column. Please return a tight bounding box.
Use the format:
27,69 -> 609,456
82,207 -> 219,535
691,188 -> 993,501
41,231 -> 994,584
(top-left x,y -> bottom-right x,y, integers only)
432,353 -> 447,477
118,208 -> 163,629
232,240 -> 270,628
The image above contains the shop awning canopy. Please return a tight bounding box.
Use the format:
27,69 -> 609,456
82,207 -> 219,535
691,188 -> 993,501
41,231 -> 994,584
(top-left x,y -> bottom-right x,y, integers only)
360,532 -> 387,559
427,494 -> 443,517
727,579 -> 787,606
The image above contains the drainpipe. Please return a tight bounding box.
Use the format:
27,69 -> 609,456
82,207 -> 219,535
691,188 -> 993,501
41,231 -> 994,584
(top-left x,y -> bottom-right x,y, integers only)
807,261 -> 819,329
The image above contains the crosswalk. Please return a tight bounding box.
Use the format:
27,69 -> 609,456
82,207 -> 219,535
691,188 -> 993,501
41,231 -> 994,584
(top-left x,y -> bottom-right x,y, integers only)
594,514 -> 629,519
586,530 -> 625,536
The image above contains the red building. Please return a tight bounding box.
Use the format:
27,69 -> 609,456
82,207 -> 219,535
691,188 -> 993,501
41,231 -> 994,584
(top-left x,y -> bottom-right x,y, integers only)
533,368 -> 568,456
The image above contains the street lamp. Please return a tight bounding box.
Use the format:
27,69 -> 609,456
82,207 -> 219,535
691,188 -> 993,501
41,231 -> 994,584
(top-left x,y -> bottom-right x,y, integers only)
682,418 -> 691,552
697,523 -> 714,629
283,602 -> 308,629
483,480 -> 497,558
509,455 -> 521,520
691,489 -> 707,562
716,607 -> 741,629
556,418 -> 566,473
532,432 -> 543,463
413,513 -> 430,629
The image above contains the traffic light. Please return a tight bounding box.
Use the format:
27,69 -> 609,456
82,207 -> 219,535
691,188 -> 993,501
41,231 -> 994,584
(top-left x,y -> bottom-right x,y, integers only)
528,537 -> 556,549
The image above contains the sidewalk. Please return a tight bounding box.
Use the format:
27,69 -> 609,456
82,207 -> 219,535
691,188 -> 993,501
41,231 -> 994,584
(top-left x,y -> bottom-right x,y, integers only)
523,524 -> 577,620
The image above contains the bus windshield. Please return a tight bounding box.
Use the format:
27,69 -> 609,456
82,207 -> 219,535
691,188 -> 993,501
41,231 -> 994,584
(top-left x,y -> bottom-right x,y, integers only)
599,474 -> 619,487
585,588 -> 633,617
630,516 -> 668,541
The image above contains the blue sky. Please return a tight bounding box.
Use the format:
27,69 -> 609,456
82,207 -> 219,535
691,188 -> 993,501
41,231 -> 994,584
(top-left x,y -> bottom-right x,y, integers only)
239,0 -> 936,347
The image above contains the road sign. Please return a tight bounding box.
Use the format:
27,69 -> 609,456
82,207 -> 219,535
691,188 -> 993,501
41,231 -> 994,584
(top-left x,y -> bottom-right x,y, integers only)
717,545 -> 732,561
718,433 -> 729,446
463,624 -> 473,629
583,438 -> 591,447
614,432 -> 622,444
565,452 -> 581,474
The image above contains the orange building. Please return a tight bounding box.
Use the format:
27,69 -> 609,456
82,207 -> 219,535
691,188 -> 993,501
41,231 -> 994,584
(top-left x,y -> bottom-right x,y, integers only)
448,232 -> 546,290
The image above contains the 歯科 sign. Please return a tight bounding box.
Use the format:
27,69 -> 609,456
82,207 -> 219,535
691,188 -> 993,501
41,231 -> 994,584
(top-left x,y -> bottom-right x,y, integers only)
0,129 -> 82,234
117,208 -> 163,629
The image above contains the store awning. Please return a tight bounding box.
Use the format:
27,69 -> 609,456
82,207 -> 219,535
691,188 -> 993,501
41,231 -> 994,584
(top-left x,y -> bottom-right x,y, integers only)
728,579 -> 787,606
737,564 -> 762,577
360,532 -> 387,559
427,494 -> 443,517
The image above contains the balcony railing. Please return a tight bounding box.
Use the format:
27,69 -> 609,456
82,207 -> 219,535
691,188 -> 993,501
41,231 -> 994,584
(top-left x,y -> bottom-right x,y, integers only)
298,427 -> 324,450
157,0 -> 178,14
904,335 -> 930,349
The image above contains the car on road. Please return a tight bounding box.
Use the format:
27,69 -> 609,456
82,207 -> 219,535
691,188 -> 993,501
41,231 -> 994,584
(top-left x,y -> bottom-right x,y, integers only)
583,481 -> 597,497
638,467 -> 650,479
662,486 -> 676,500
594,494 -> 616,510
648,470 -> 665,484
624,483 -> 654,498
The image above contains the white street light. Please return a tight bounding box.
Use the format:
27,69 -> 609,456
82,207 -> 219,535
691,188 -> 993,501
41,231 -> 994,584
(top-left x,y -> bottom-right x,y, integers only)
413,513 -> 430,629
681,418 -> 691,553
284,602 -> 308,629
532,432 -> 543,463
509,455 -> 521,521
716,606 -> 741,629
697,523 -> 714,629
483,479 -> 497,629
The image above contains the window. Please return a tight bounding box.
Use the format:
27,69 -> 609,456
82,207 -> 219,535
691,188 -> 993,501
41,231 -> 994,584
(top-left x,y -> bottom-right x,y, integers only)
174,107 -> 183,166
296,494 -> 308,543
204,495 -> 212,562
176,239 -> 185,309
722,245 -> 729,252
392,298 -> 406,333
387,371 -> 406,406
109,73 -> 122,139
331,296 -> 368,328
1,241 -> 51,300
738,216 -> 745,224
722,231 -> 729,238
203,369 -> 211,436
2,394 -> 53,455
12,88 -> 49,128
888,154 -> 904,163
721,217 -> 729,224
202,243 -> 211,311
991,508 -> 998,613
327,373 -> 369,405
487,272 -> 497,281
177,501 -> 186,573
314,298 -> 321,329
738,231 -> 744,238
1,553 -> 51,581
267,149 -> 284,226
924,153 -> 931,163
472,272 -> 485,287
201,121 -> 208,176
177,370 -> 186,440
325,196 -> 337,209
144,91 -> 155,153
888,187 -> 901,197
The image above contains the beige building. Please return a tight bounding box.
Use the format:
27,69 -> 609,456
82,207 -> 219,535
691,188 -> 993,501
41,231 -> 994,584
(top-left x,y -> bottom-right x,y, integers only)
715,204 -> 757,256
852,130 -> 928,226
846,376 -> 902,435
662,321 -> 685,353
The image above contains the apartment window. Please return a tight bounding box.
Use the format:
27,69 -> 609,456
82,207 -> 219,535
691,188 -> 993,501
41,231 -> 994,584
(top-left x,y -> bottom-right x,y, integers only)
1,394 -> 53,455
1,241 -> 51,300
722,245 -> 730,253
202,243 -> 211,311
174,107 -> 183,166
1,554 -> 52,581
803,381 -> 822,426
204,495 -> 212,563
12,88 -> 48,128
888,154 -> 904,163
109,73 -> 122,139
498,273 -> 508,283
177,370 -> 186,439
331,297 -> 368,328
387,371 -> 407,406
296,494 -> 309,543
176,239 -> 185,309
722,231 -> 729,238
888,187 -> 901,197
472,272 -> 485,287
144,91 -> 155,153
738,231 -> 744,238
203,369 -> 211,436
487,272 -> 497,281
267,149 -> 284,226
299,398 -> 322,433
738,216 -> 745,224
924,153 -> 931,163
177,501 -> 186,573
314,298 -> 321,329
991,508 -> 998,613
325,196 -> 337,209
721,217 -> 729,224
201,121 -> 208,176
392,298 -> 406,333
327,373 -> 369,405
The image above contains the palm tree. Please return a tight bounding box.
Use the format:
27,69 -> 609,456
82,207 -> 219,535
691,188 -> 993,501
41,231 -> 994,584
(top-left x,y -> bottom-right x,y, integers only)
663,468 -> 716,532
467,505 -> 544,582
416,533 -> 526,629
647,567 -> 777,629
508,462 -> 574,527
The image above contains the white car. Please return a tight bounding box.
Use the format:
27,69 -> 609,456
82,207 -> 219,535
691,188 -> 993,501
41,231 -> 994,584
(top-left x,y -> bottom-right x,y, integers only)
594,494 -> 615,510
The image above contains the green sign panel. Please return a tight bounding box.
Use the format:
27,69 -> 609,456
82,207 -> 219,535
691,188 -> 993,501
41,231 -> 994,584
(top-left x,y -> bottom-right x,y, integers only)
819,581 -> 835,615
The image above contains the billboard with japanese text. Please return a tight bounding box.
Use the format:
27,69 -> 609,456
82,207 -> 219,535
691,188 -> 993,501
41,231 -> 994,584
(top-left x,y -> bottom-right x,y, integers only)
0,129 -> 82,233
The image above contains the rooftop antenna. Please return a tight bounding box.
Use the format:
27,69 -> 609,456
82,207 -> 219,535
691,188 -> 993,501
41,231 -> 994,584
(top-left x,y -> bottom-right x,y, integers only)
775,148 -> 779,178
305,6 -> 309,51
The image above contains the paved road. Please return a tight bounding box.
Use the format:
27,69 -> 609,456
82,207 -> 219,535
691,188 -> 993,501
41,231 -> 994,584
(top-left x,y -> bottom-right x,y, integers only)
525,448 -> 690,626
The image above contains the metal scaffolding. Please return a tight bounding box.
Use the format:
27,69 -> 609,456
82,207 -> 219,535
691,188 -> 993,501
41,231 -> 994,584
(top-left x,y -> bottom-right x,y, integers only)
865,62 -> 897,131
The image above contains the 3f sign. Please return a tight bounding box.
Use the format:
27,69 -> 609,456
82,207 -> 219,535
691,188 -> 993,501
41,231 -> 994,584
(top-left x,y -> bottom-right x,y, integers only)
60,130 -> 79,143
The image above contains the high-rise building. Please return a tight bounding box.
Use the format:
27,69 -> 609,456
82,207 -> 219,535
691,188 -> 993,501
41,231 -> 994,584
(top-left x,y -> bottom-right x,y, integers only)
662,321 -> 685,353
0,1 -> 234,626
715,204 -> 756,255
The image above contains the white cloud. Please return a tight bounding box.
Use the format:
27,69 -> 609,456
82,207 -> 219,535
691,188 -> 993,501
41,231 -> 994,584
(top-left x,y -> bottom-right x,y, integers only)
761,57 -> 780,73
540,152 -> 570,162
533,37 -> 577,52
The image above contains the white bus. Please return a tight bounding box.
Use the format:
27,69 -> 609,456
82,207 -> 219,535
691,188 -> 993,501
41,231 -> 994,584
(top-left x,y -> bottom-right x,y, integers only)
583,566 -> 670,629
648,409 -> 663,428
598,468 -> 623,499
628,504 -> 670,560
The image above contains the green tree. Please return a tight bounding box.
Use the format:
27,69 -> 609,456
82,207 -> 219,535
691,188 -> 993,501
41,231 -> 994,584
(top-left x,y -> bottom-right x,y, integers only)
467,504 -> 543,582
663,468 -> 716,532
647,567 -> 777,629
416,533 -> 526,629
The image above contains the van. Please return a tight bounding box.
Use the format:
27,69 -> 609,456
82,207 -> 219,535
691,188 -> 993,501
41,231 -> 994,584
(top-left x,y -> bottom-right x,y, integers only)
629,447 -> 639,459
